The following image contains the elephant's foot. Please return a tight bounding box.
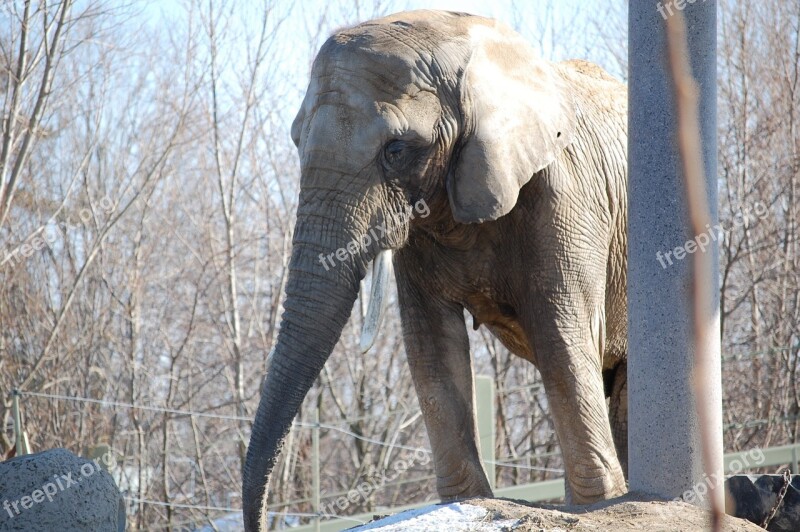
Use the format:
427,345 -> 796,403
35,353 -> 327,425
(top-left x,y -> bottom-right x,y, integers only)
436,460 -> 493,501
566,460 -> 627,505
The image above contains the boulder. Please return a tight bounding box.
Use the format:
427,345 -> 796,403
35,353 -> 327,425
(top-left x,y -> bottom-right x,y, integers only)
0,448 -> 125,532
726,474 -> 800,531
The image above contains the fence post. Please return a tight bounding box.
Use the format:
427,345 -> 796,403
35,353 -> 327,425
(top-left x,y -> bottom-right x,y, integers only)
11,389 -> 28,455
312,407 -> 320,532
475,375 -> 495,490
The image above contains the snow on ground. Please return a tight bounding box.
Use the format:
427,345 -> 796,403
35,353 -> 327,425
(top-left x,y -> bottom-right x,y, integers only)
351,502 -> 519,531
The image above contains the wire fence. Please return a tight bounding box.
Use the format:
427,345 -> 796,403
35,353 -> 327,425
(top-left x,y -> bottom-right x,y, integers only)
9,357 -> 797,528
15,389 -> 427,446
9,381 -> 570,524
8,388 -> 436,525
14,388 -> 572,460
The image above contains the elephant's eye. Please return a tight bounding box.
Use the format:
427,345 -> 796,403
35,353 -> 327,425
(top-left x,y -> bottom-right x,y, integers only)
383,140 -> 406,166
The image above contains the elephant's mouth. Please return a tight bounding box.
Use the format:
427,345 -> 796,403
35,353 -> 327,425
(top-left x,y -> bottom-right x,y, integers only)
359,249 -> 393,353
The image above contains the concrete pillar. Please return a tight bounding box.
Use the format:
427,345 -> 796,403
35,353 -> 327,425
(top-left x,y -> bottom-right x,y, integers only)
628,0 -> 722,503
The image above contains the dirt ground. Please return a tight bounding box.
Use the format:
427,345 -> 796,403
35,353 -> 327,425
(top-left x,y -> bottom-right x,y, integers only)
467,493 -> 763,531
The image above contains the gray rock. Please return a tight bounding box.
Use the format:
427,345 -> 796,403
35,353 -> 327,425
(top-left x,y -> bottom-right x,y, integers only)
0,448 -> 125,532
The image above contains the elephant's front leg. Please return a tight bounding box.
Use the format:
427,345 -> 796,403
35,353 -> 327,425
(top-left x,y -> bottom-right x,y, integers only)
527,255 -> 627,503
395,263 -> 493,500
533,323 -> 627,503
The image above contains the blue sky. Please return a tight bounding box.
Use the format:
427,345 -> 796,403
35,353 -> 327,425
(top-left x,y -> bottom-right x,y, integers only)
141,0 -> 626,133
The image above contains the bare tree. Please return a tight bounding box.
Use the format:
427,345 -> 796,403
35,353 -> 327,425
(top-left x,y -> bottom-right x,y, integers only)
2,2 -> 798,530
718,0 -> 800,450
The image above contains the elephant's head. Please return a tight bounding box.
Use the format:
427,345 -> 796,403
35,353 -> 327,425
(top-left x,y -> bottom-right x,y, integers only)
243,10 -> 576,530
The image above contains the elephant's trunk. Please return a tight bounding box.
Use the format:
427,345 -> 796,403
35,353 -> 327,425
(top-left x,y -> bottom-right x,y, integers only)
243,200 -> 368,531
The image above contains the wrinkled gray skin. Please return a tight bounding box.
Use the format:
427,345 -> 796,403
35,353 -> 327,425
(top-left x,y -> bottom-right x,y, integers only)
243,10 -> 628,531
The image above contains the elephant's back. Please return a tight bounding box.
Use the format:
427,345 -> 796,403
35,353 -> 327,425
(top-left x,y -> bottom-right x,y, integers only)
557,59 -> 627,120
558,59 -> 628,364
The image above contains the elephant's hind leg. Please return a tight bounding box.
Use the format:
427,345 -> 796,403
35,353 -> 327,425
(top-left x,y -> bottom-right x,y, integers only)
607,359 -> 628,478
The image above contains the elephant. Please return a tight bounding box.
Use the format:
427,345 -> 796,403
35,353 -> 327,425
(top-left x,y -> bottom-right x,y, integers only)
243,10 -> 628,531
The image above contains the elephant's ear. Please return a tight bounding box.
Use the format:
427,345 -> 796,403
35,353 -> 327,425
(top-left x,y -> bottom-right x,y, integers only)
448,24 -> 577,223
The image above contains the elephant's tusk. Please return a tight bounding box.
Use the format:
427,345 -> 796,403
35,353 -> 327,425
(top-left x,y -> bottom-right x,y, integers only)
360,249 -> 393,354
